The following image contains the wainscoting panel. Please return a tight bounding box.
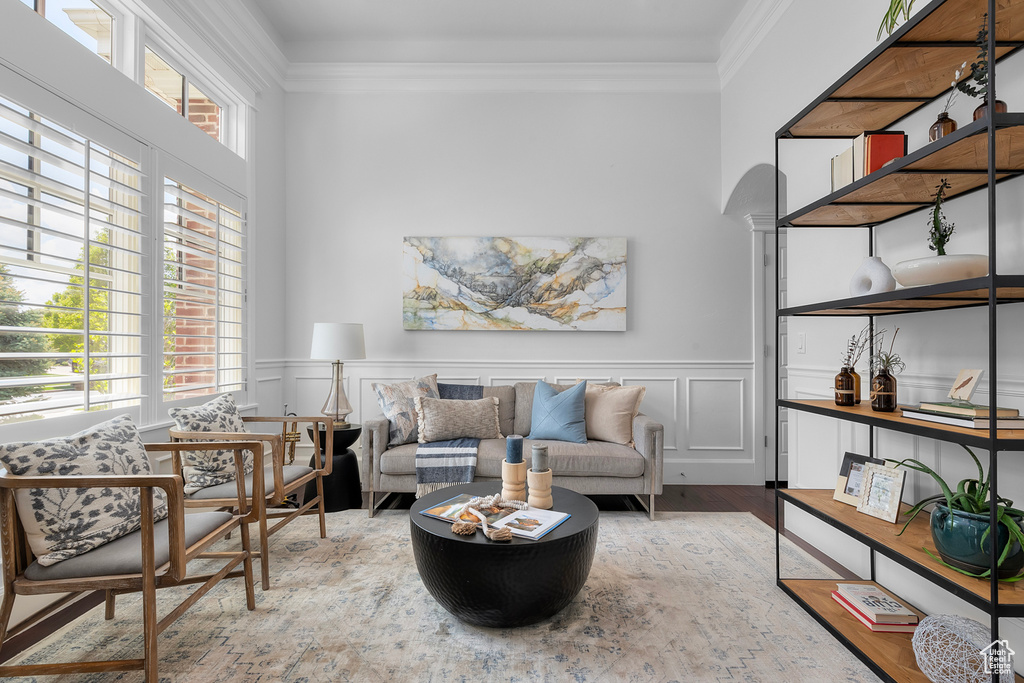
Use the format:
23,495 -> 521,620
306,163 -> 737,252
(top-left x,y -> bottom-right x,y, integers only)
259,359 -> 757,485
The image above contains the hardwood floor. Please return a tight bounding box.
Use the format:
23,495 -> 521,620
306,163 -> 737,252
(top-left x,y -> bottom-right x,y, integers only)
1,484 -> 854,663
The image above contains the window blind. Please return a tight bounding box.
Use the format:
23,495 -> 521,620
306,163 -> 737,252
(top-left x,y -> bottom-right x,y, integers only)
0,95 -> 144,421
162,178 -> 245,400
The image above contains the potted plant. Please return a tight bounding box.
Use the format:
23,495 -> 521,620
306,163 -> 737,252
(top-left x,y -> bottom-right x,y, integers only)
892,179 -> 988,287
890,445 -> 1024,580
956,13 -> 1007,121
870,327 -> 904,412
877,0 -> 915,39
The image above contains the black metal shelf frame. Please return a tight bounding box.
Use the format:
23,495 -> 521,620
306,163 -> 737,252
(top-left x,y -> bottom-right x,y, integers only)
774,0 -> 1015,680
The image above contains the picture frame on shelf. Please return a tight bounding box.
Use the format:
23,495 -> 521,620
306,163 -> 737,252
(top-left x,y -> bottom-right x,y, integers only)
856,463 -> 907,524
833,451 -> 884,506
948,368 -> 983,402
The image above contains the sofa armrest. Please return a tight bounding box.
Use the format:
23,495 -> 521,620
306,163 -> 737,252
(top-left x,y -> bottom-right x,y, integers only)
362,414 -> 390,493
633,413 -> 664,496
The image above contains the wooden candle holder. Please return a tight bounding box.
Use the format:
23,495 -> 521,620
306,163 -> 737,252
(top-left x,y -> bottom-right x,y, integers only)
501,460 -> 527,502
527,468 -> 553,509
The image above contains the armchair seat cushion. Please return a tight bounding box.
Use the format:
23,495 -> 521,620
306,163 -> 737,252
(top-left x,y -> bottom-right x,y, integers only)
379,438 -> 643,479
185,465 -> 313,501
24,511 -> 232,581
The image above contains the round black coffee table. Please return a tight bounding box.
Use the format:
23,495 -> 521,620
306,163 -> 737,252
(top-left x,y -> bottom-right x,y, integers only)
409,482 -> 599,628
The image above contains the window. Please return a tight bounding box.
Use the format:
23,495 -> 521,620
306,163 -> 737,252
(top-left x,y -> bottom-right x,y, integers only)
0,96 -> 143,422
162,179 -> 245,401
146,46 -> 223,143
27,0 -> 114,65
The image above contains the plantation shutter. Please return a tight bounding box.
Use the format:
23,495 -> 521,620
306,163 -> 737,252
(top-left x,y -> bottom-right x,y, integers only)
0,95 -> 144,420
162,178 -> 246,400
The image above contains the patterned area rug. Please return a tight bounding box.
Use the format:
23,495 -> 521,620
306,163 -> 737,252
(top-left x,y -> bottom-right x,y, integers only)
7,511 -> 880,682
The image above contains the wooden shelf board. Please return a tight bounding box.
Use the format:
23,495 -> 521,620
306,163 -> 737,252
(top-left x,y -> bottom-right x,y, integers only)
779,400 -> 1024,450
783,119 -> 1024,228
781,0 -> 1024,138
780,489 -> 1024,608
780,579 -> 929,683
778,279 -> 1024,316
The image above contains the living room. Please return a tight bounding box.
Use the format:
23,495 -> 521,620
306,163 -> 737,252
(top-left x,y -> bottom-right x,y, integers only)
1,0 -> 1023,680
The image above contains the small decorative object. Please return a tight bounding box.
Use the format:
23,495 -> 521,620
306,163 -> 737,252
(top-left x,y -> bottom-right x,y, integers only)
501,459 -> 527,502
840,324 -> 879,405
890,445 -> 1024,579
928,178 -> 955,256
948,368 -> 983,402
506,434 -> 524,464
309,322 -> 366,427
913,614 -> 1016,683
870,327 -> 904,412
954,14 -> 1008,122
856,462 -> 907,523
849,256 -> 896,297
929,111 -> 958,142
834,367 -> 855,407
451,520 -> 476,535
833,451 -> 885,506
531,444 -> 549,473
464,506 -> 513,542
527,468 -> 553,510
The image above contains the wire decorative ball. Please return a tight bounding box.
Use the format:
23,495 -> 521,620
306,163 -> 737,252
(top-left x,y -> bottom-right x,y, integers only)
912,614 -> 1014,683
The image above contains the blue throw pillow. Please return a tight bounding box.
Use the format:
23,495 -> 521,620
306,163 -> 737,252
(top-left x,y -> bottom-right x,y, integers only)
527,380 -> 588,443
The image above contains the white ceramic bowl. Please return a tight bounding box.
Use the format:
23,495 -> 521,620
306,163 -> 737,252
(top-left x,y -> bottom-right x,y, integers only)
892,254 -> 988,287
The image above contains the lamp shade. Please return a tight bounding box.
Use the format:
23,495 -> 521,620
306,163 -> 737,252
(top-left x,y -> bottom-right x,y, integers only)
310,323 -> 365,361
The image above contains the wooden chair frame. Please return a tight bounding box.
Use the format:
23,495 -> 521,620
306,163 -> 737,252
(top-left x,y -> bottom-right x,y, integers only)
0,442 -> 260,682
169,416 -> 333,590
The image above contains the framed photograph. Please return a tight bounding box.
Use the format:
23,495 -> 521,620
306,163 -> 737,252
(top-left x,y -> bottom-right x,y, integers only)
856,463 -> 907,523
833,452 -> 885,506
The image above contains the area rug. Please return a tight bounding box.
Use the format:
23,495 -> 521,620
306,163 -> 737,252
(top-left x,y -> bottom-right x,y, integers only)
6,511 -> 880,682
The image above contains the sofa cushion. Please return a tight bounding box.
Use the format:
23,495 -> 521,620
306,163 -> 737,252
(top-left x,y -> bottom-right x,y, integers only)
438,384 -> 515,437
415,396 -> 501,442
168,393 -> 254,495
0,414 -> 169,567
585,384 -> 646,445
379,438 -> 643,479
528,380 -> 587,443
513,381 -> 576,437
372,374 -> 440,446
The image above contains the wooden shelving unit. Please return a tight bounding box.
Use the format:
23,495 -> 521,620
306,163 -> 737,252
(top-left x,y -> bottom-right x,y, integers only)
774,0 -> 1024,680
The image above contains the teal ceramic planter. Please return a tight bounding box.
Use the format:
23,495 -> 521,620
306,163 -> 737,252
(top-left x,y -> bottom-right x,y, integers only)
930,505 -> 1024,579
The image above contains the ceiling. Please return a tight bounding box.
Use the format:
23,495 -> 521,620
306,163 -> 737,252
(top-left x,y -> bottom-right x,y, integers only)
243,0 -> 751,64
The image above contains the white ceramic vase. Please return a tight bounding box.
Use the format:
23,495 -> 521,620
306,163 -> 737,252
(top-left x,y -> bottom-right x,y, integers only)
892,254 -> 988,287
849,256 -> 896,297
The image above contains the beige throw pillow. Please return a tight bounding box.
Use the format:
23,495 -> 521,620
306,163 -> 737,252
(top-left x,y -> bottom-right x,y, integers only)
415,396 -> 502,443
584,384 -> 646,445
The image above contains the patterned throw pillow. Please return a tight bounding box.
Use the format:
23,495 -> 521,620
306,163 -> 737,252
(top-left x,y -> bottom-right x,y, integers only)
0,414 -> 169,567
168,393 -> 253,495
414,396 -> 502,442
372,374 -> 440,446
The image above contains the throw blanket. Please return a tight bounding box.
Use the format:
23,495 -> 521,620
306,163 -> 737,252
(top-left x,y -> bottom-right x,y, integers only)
416,438 -> 480,498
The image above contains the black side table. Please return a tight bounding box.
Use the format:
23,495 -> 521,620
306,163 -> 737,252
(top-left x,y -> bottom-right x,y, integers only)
304,423 -> 362,512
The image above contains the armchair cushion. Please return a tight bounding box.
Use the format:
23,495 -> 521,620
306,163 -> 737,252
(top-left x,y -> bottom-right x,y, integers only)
372,374 -> 439,446
186,465 -> 313,501
0,414 -> 169,567
168,393 -> 254,495
24,511 -> 231,581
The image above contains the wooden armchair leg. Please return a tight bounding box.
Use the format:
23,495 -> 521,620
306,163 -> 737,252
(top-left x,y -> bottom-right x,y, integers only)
315,476 -> 327,538
239,523 -> 256,610
0,590 -> 15,645
105,590 -> 116,620
259,515 -> 270,591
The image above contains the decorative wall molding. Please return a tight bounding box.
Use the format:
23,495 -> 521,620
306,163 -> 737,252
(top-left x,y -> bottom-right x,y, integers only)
284,62 -> 720,94
685,377 -> 746,453
261,358 -> 755,370
718,0 -> 795,88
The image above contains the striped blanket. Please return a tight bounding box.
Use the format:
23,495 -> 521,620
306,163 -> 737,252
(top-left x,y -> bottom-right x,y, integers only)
415,437 -> 480,498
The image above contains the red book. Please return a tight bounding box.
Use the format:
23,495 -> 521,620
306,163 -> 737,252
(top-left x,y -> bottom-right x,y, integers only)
831,591 -> 918,633
853,131 -> 907,179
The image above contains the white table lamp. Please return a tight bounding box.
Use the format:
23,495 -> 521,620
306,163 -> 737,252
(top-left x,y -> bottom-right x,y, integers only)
310,322 -> 365,426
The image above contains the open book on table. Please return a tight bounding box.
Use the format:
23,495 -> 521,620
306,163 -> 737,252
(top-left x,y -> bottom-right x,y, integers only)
420,492 -> 571,540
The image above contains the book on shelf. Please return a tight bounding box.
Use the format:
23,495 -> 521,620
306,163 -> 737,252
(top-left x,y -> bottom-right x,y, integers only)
852,131 -> 907,180
831,591 -> 918,633
830,147 -> 854,191
834,583 -> 918,623
900,406 -> 1024,430
916,401 -> 1019,418
419,492 -> 570,540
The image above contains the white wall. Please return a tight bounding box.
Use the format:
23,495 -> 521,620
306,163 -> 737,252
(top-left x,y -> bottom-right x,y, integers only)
723,0 -> 1024,665
277,81 -> 760,483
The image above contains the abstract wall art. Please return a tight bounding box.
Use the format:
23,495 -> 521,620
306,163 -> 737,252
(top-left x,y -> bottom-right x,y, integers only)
403,236 -> 627,331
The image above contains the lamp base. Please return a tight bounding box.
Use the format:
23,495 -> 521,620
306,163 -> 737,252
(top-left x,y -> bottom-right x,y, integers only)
321,360 -> 353,426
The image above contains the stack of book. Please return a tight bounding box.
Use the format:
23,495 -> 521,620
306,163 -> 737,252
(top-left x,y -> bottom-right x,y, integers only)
900,402 -> 1023,430
831,583 -> 919,633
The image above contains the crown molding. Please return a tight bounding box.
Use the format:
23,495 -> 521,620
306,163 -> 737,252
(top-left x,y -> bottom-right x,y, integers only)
161,0 -> 288,93
284,62 -> 720,94
718,0 -> 794,89
745,213 -> 775,233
